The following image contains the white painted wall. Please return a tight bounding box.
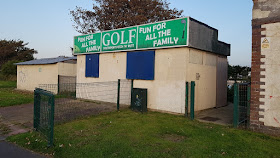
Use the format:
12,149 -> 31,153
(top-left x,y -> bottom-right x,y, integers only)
58,62 -> 77,76
17,64 -> 58,91
77,52 -> 127,83
134,48 -> 188,113
76,53 -> 131,104
259,22 -> 280,128
76,47 -> 227,114
17,62 -> 77,92
187,49 -> 218,111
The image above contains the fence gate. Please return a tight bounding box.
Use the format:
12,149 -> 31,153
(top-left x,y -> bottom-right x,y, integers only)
233,83 -> 251,128
34,88 -> 55,147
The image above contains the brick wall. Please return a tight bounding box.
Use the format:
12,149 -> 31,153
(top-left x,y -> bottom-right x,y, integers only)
251,0 -> 280,136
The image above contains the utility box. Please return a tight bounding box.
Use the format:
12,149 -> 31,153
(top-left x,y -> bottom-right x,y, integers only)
131,88 -> 147,112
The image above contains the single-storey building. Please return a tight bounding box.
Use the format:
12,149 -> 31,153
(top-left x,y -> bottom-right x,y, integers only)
73,17 -> 230,114
16,56 -> 77,92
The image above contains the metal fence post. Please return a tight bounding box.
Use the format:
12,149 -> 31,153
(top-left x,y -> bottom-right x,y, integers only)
185,82 -> 189,117
190,81 -> 195,120
48,95 -> 55,147
117,79 -> 120,111
57,75 -> 60,94
130,79 -> 134,108
233,83 -> 239,128
247,85 -> 251,128
33,89 -> 41,130
74,83 -> 77,99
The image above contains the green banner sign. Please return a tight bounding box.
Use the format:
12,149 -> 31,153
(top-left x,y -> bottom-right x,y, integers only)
73,17 -> 188,54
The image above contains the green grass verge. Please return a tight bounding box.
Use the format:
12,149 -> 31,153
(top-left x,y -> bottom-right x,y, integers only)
0,81 -> 33,107
0,80 -> 17,88
7,110 -> 280,158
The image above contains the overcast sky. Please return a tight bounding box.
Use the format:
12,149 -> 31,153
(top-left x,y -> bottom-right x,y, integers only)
0,0 -> 253,66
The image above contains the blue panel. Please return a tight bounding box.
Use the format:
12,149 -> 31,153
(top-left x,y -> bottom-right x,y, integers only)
126,50 -> 155,80
85,54 -> 99,77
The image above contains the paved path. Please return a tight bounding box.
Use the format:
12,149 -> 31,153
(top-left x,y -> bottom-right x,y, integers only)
0,103 -> 33,137
0,140 -> 44,158
196,103 -> 233,125
0,104 -> 42,157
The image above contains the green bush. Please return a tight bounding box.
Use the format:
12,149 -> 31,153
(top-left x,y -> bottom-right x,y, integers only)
1,60 -> 20,75
227,85 -> 234,103
0,74 -> 17,81
0,60 -> 20,81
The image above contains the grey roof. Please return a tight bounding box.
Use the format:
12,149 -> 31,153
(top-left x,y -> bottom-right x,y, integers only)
15,56 -> 77,65
188,17 -> 230,56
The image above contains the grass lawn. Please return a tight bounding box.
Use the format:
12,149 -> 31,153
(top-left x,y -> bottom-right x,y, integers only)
0,81 -> 33,107
7,110 -> 280,158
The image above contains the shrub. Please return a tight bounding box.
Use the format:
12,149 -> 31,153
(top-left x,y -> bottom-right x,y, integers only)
227,85 -> 234,103
0,60 -> 21,80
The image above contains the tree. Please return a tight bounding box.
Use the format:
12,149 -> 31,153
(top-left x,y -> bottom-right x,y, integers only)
70,0 -> 183,34
0,40 -> 37,69
228,64 -> 251,81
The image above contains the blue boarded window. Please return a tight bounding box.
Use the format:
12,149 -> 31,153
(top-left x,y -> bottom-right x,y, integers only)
85,54 -> 99,77
126,50 -> 155,80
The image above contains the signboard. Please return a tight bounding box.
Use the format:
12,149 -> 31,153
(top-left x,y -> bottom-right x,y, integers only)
261,37 -> 270,49
73,17 -> 189,54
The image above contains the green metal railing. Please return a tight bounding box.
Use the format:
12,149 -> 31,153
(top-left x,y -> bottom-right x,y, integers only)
185,81 -> 195,120
130,79 -> 134,109
185,82 -> 189,117
117,79 -> 120,111
233,83 -> 251,128
190,81 -> 195,120
34,88 -> 55,147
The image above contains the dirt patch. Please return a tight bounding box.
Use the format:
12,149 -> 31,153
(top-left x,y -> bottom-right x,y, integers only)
200,116 -> 221,122
0,104 -> 32,137
0,122 -> 10,135
13,89 -> 34,95
162,134 -> 186,143
0,103 -> 33,126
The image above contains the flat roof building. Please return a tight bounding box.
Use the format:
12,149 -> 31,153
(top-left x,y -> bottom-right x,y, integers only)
73,17 -> 230,114
16,56 -> 77,92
